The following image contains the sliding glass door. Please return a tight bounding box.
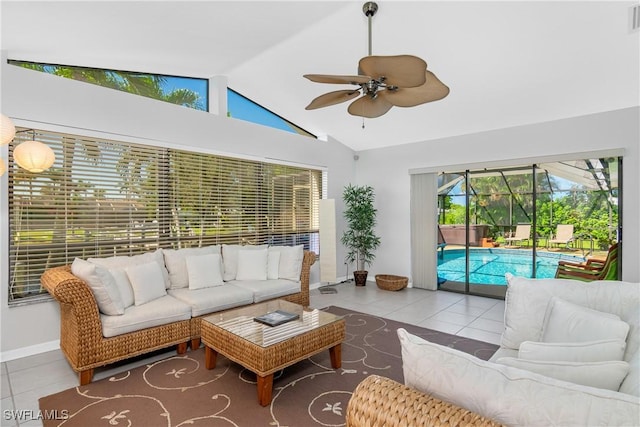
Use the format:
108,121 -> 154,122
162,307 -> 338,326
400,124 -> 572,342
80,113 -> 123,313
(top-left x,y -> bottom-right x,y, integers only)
436,158 -> 621,298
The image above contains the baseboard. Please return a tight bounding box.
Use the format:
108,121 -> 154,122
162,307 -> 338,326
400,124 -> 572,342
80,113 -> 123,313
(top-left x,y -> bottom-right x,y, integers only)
0,339 -> 60,362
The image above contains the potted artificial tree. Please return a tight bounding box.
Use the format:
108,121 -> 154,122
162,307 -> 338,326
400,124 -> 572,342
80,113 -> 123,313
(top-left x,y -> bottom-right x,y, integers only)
341,184 -> 381,286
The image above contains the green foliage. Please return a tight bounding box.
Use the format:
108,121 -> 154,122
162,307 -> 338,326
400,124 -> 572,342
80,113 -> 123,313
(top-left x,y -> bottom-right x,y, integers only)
10,61 -> 204,110
341,184 -> 381,269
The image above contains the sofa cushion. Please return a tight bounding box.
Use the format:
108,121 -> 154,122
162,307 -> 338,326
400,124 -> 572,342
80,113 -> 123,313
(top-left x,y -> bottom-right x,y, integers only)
496,357 -> 630,391
236,248 -> 268,281
398,328 -> 640,426
268,245 -> 304,281
222,244 -> 268,281
71,258 -> 124,315
168,285 -> 254,317
267,251 -> 280,280
126,261 -> 167,306
230,279 -> 301,303
518,339 -> 627,363
100,295 -> 191,338
502,274 -> 638,347
541,297 -> 630,343
89,249 -> 171,292
163,245 -> 221,289
186,253 -> 224,290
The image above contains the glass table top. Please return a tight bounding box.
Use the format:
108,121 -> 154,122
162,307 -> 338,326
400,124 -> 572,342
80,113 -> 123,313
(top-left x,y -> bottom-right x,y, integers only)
203,300 -> 342,348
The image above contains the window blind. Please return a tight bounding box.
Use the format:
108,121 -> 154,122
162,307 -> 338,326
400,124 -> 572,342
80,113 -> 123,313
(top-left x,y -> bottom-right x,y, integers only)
8,129 -> 323,304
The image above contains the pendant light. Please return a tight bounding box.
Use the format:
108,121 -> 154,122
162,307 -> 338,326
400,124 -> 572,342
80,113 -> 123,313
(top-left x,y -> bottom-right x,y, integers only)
13,131 -> 56,173
1,114 -> 16,145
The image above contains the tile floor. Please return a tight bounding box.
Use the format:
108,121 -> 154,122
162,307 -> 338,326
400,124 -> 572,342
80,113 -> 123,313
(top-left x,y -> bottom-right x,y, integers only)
0,284 -> 505,427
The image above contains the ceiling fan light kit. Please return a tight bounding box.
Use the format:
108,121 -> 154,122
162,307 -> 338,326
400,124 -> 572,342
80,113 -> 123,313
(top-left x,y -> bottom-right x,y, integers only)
304,1 -> 449,118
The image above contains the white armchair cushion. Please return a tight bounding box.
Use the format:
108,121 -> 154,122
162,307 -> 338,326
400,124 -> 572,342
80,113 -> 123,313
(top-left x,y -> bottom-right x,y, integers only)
518,339 -> 626,362
71,258 -> 124,315
541,297 -> 630,343
235,248 -> 268,281
496,357 -> 630,391
126,261 -> 167,306
398,328 -> 640,426
186,253 -> 224,289
502,274 -> 637,349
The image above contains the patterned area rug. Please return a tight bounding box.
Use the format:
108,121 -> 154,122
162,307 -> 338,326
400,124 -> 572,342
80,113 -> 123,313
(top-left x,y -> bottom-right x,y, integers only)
39,306 -> 499,426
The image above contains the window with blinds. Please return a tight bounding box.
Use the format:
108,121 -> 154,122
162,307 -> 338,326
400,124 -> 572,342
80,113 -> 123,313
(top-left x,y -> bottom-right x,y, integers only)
8,129 -> 324,305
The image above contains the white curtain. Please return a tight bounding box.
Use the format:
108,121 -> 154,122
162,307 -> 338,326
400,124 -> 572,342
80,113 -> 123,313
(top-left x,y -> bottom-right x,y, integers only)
410,173 -> 438,290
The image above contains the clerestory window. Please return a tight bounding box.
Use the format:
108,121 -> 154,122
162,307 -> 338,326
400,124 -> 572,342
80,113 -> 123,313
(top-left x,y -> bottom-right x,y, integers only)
8,60 -> 315,137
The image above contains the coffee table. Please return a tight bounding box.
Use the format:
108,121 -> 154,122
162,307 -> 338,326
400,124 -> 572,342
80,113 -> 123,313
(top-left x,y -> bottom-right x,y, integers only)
201,299 -> 346,406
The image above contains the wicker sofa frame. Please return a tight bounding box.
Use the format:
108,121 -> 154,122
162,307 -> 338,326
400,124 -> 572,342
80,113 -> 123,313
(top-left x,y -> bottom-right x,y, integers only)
41,250 -> 315,386
346,375 -> 502,427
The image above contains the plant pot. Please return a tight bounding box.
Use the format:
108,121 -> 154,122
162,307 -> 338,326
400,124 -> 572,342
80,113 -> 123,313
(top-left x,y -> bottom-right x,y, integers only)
353,270 -> 368,286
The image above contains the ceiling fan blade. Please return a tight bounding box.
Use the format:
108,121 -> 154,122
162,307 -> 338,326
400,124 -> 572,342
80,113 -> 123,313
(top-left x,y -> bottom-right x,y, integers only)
380,71 -> 450,107
303,74 -> 371,85
347,95 -> 393,118
359,55 -> 427,87
305,89 -> 361,110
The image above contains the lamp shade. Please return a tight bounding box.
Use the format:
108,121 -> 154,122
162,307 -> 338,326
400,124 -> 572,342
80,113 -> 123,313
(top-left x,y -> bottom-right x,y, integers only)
13,140 -> 55,173
1,114 -> 16,145
0,159 -> 6,176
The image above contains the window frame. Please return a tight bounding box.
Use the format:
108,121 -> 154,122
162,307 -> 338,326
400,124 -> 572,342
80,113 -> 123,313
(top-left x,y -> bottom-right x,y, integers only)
7,128 -> 324,306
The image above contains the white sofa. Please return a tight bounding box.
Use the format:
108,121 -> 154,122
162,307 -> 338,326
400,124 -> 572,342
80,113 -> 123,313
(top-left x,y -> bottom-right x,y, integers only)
348,276 -> 640,426
42,244 -> 315,385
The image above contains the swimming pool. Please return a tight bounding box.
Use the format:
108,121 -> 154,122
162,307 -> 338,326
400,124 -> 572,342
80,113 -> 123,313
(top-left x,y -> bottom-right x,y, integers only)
437,248 -> 585,285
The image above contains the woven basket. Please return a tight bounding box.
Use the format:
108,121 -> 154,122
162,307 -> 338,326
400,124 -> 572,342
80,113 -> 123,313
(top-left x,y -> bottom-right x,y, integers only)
375,275 -> 408,291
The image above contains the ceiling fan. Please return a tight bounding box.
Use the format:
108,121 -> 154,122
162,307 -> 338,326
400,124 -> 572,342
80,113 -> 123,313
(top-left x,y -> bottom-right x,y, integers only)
304,2 -> 450,119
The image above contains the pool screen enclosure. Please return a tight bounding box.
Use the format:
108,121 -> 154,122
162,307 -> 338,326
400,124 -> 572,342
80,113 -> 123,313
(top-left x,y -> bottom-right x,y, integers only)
436,158 -> 621,298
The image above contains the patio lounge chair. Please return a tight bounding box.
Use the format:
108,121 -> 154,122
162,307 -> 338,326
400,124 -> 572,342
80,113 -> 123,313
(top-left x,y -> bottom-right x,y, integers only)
555,242 -> 619,281
504,224 -> 531,247
548,224 -> 574,248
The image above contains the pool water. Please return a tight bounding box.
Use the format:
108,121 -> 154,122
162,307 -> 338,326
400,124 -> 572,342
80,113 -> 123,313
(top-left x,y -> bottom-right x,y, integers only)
437,248 -> 585,285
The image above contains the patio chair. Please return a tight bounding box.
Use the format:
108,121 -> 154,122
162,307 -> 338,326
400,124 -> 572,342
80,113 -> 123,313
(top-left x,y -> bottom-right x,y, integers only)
548,224 -> 574,248
504,224 -> 531,247
555,242 -> 619,281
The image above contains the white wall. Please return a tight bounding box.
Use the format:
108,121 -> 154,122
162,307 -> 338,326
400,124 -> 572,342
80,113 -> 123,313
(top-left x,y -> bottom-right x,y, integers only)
0,63 -> 356,357
355,107 -> 640,284
2,60 -> 637,359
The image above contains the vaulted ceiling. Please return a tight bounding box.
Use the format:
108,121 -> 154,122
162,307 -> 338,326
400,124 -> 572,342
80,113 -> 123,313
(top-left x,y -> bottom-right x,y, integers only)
2,1 -> 638,151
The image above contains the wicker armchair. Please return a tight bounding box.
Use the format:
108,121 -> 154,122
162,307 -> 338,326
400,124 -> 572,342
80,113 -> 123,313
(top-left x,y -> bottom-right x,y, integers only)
346,375 -> 502,427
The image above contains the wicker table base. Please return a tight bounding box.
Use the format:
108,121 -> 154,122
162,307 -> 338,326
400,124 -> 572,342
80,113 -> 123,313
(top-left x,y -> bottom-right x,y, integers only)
201,301 -> 346,406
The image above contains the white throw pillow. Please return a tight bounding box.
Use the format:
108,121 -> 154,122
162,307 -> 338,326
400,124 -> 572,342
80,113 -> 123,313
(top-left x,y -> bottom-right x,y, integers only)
397,328 -> 640,426
163,245 -> 221,289
186,253 -> 224,290
518,339 -> 626,362
235,248 -> 268,281
71,258 -> 124,315
541,297 -> 630,343
496,357 -> 630,391
267,251 -> 281,280
268,245 -> 304,281
106,268 -> 135,308
89,249 -> 171,289
125,261 -> 167,305
222,244 -> 268,281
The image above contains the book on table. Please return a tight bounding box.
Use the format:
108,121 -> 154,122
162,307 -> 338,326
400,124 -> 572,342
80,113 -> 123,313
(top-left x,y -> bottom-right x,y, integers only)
254,310 -> 299,327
